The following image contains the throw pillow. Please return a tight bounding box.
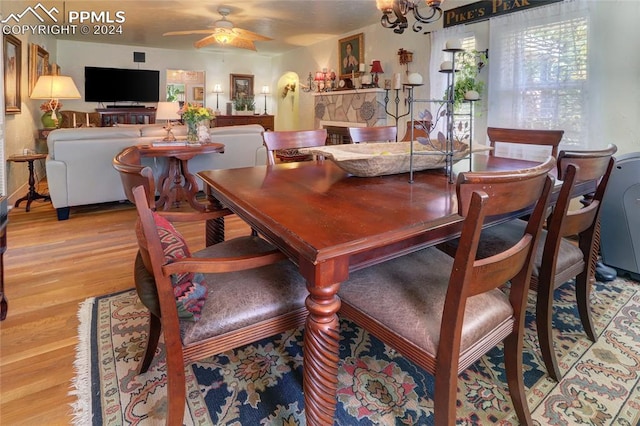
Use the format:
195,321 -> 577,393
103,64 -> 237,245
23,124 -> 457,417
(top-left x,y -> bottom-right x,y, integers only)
137,213 -> 208,321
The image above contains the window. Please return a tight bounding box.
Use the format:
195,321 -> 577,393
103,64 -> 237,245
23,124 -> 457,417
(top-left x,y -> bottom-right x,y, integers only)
488,1 -> 590,150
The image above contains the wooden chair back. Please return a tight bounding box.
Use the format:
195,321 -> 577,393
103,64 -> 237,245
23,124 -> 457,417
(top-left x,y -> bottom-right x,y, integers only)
113,146 -> 156,207
348,125 -> 397,143
262,129 -> 328,165
401,120 -> 431,141
487,127 -> 564,158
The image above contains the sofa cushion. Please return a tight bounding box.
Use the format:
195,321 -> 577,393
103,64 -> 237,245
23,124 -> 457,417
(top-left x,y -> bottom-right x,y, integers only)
135,213 -> 208,322
209,124 -> 264,135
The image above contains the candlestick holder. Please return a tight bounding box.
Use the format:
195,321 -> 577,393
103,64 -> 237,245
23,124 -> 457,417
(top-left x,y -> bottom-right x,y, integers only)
383,87 -> 411,141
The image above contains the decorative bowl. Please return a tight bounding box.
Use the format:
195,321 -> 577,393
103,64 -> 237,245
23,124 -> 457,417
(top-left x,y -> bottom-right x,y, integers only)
299,141 -> 492,177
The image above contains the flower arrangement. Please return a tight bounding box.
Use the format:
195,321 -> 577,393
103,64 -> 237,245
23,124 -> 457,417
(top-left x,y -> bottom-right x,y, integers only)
179,103 -> 213,124
40,101 -> 62,112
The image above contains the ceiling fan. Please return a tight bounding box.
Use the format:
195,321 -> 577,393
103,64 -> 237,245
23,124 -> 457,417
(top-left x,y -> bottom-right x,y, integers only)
163,7 -> 272,51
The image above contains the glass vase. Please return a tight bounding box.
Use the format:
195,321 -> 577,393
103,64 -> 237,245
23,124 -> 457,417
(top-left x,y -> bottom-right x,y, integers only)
186,121 -> 198,143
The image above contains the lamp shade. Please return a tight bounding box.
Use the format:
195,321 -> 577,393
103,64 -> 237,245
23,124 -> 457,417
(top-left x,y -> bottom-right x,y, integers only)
213,84 -> 223,94
314,72 -> 325,81
30,75 -> 81,99
261,85 -> 270,94
155,101 -> 181,120
370,60 -> 384,74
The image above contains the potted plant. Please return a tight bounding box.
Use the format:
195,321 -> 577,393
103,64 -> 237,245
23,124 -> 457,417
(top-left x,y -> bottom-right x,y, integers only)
446,50 -> 487,110
245,96 -> 256,114
233,97 -> 247,114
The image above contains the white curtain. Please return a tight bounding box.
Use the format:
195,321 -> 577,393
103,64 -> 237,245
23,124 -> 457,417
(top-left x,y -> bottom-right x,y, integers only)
488,0 -> 592,155
428,26 -> 472,137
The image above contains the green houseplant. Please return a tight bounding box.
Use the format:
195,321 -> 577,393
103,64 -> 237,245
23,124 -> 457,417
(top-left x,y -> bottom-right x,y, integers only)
446,50 -> 487,110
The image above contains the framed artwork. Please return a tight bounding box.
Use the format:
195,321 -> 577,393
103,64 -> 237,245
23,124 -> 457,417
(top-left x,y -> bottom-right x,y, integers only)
230,74 -> 254,100
193,86 -> 204,101
3,34 -> 21,114
49,63 -> 60,75
338,33 -> 364,80
29,44 -> 49,96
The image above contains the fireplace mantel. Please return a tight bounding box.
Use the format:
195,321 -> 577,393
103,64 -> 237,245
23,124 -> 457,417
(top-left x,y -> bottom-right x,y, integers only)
313,88 -> 387,130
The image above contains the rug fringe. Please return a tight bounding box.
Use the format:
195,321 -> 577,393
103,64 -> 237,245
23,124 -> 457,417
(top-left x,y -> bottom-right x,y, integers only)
69,297 -> 96,426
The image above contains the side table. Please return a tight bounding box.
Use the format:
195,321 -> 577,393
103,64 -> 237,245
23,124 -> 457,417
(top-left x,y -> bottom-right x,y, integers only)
7,153 -> 51,212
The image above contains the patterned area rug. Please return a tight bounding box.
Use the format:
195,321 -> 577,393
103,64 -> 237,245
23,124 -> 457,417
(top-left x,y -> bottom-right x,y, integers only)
71,277 -> 640,425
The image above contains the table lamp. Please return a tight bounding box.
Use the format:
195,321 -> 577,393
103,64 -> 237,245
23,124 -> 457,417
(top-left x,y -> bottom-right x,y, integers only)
30,75 -> 81,127
212,84 -> 223,115
370,60 -> 384,87
155,101 -> 181,141
261,85 -> 270,115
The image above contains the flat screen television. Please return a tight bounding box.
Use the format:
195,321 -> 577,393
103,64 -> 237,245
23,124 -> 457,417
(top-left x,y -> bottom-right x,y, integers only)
84,67 -> 160,103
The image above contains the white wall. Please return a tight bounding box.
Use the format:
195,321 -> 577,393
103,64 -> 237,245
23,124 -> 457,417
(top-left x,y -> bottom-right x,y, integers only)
55,40 -> 274,113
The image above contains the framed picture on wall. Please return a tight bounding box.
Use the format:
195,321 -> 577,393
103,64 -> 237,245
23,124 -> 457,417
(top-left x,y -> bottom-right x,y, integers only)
338,33 -> 364,80
29,44 -> 49,96
4,34 -> 21,114
193,86 -> 204,101
230,74 -> 254,100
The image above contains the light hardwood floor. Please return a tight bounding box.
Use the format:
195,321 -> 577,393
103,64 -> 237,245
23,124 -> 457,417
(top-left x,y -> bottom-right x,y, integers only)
0,190 -> 251,425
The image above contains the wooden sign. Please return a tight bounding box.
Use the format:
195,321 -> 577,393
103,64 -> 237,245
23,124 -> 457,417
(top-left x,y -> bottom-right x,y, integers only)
443,0 -> 563,28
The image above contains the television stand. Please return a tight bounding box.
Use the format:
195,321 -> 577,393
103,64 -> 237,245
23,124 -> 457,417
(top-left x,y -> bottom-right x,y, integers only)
105,104 -> 145,108
96,107 -> 156,126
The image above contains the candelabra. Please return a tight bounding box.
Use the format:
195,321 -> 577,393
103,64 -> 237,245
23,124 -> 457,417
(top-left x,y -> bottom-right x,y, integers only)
383,87 -> 411,142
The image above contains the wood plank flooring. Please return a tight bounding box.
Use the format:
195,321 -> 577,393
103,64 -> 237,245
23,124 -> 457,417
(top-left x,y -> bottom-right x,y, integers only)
0,192 -> 250,425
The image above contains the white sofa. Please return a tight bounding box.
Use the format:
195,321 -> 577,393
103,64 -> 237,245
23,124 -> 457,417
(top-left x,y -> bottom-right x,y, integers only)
45,124 -> 267,220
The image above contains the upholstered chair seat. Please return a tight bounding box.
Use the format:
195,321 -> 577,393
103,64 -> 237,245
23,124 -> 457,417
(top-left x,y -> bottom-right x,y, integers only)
135,235 -> 307,345
340,248 -> 514,370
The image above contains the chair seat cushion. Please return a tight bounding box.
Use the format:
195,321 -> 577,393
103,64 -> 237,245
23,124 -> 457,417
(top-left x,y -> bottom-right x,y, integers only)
339,247 -> 513,358
469,219 -> 585,281
181,236 -> 308,345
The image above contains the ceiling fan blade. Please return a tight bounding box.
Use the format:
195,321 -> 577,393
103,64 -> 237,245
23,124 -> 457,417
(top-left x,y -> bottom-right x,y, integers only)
230,28 -> 273,42
163,29 -> 215,36
193,34 -> 257,51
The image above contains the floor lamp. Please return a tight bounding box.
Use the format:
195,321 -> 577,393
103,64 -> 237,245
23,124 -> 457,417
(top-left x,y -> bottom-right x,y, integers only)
261,85 -> 270,115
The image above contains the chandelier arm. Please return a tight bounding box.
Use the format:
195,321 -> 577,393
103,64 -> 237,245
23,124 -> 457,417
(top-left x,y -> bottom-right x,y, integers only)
412,5 -> 442,24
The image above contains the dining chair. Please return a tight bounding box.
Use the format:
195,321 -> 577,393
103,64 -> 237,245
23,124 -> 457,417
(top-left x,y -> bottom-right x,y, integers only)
262,129 -> 328,165
487,127 -> 564,159
339,157 -> 556,425
348,125 -> 398,143
458,144 -> 617,381
131,185 -> 308,425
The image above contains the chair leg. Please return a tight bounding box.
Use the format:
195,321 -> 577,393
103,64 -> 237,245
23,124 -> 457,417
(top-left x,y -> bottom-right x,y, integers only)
139,312 -> 161,374
504,333 -> 532,425
536,280 -> 562,382
165,356 -> 186,426
575,270 -> 597,342
433,365 -> 459,425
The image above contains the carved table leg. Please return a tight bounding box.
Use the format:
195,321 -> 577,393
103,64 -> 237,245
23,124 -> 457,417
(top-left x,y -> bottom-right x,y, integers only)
303,281 -> 341,425
205,190 -> 225,246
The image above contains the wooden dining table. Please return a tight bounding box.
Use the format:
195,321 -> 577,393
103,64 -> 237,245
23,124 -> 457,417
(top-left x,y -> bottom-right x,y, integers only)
197,154 -> 593,425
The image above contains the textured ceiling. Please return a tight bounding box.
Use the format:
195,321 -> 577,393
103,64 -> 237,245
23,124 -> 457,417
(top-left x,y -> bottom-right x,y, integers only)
1,1 -> 387,55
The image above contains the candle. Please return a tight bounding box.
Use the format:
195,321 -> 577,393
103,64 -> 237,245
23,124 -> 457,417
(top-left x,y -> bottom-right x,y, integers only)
72,113 -> 76,128
393,73 -> 402,90
440,61 -> 453,71
359,63 -> 365,73
85,113 -> 89,126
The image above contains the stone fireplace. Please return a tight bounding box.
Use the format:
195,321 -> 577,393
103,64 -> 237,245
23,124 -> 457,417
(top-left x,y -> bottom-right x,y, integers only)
313,88 -> 387,144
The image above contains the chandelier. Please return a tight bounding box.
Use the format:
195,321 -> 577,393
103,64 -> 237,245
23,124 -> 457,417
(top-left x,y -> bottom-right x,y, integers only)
376,0 -> 444,34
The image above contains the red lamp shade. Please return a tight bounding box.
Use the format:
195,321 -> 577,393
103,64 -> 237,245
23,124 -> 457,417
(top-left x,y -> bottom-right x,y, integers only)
314,72 -> 325,81
370,60 -> 384,74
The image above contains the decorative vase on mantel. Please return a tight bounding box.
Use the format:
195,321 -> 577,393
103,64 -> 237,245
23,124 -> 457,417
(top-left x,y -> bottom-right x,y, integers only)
41,111 -> 58,129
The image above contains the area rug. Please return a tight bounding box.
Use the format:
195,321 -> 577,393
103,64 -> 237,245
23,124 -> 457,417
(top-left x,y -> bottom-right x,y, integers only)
71,277 -> 640,425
